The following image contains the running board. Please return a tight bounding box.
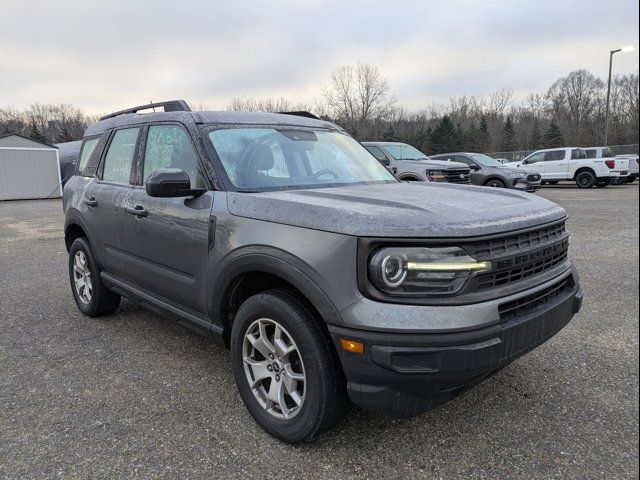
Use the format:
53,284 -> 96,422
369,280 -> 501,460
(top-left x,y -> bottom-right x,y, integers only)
101,272 -> 224,343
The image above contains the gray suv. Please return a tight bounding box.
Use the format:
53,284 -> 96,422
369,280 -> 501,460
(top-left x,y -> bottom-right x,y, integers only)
362,141 -> 471,184
431,152 -> 542,192
63,101 -> 582,443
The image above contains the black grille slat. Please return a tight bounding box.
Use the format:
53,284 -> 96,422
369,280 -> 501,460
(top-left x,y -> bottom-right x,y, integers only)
498,277 -> 572,321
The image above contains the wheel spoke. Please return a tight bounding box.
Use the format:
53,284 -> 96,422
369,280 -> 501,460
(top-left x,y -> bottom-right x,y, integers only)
244,357 -> 272,388
248,332 -> 275,359
281,364 -> 304,394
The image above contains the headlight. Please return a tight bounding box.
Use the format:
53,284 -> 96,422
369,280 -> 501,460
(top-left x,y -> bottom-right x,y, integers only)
368,247 -> 491,296
506,172 -> 524,177
427,170 -> 446,181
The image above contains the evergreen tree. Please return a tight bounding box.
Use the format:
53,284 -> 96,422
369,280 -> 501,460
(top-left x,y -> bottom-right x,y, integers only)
382,124 -> 395,142
429,116 -> 459,154
530,119 -> 543,149
29,119 -> 48,144
463,122 -> 479,151
543,121 -> 564,148
478,116 -> 491,152
501,116 -> 517,151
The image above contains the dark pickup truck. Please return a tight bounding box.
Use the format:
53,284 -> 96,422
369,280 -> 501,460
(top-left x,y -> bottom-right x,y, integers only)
63,100 -> 582,443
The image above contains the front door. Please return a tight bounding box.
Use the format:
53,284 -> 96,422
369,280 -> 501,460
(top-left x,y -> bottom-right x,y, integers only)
521,152 -> 546,177
121,123 -> 213,314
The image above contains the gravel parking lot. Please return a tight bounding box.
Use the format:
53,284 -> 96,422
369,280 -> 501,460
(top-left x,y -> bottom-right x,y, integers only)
1,184 -> 638,479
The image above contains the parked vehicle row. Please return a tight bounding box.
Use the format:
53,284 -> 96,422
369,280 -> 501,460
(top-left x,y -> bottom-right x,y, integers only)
63,101 -> 583,443
505,147 -> 630,188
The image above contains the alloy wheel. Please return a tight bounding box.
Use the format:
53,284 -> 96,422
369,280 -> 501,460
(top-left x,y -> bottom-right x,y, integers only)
73,251 -> 92,304
242,318 -> 306,419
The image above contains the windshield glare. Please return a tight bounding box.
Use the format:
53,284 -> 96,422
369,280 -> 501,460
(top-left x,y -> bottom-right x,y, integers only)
384,144 -> 428,160
208,128 -> 397,191
470,154 -> 503,167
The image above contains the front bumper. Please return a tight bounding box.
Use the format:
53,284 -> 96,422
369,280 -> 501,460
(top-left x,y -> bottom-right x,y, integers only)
329,277 -> 582,418
512,178 -> 541,192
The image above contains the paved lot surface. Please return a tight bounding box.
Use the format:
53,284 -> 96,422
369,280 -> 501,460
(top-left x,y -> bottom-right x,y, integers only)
1,184 -> 638,479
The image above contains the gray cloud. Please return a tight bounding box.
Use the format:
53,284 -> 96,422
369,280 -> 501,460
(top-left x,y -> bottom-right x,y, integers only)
0,0 -> 638,114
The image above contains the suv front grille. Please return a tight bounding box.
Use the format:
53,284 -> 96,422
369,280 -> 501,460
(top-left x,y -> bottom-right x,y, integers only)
464,221 -> 567,259
445,169 -> 470,184
476,239 -> 569,290
498,276 -> 573,321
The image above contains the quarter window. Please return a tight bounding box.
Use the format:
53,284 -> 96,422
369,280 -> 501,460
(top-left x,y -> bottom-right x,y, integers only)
143,125 -> 202,188
571,149 -> 587,160
584,149 -> 597,159
78,138 -> 99,174
102,128 -> 140,184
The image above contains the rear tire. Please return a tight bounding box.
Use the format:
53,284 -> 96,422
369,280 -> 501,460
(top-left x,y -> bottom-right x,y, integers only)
626,175 -> 637,183
575,170 -> 596,188
68,237 -> 120,317
230,289 -> 349,443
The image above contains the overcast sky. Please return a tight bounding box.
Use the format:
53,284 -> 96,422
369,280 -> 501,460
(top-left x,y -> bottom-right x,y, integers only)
1,0 -> 638,114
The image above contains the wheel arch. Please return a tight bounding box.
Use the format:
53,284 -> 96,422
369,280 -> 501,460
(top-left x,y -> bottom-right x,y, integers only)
397,172 -> 424,181
573,167 -> 596,180
210,250 -> 344,347
64,210 -> 92,252
482,176 -> 506,186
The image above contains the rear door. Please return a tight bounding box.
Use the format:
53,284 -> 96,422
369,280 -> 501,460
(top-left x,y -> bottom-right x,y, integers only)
121,123 -> 213,313
543,149 -> 568,179
81,127 -> 142,277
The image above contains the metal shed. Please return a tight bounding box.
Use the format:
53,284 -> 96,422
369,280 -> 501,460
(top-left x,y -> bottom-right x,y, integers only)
0,134 -> 62,201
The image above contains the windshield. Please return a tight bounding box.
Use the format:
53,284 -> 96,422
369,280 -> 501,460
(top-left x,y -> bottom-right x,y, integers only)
208,128 -> 397,191
384,144 -> 428,160
470,154 -> 504,167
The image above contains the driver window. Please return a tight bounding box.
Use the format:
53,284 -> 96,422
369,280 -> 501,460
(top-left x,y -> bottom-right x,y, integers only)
143,125 -> 204,188
545,150 -> 565,161
525,152 -> 545,164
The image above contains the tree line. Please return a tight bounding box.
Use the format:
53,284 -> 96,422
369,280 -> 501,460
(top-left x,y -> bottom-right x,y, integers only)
2,63 -> 638,155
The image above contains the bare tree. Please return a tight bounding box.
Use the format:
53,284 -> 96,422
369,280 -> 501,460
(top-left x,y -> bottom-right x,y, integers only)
322,62 -> 396,132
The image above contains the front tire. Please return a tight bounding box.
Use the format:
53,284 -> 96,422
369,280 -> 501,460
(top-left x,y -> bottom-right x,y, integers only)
485,179 -> 506,188
575,170 -> 596,188
68,237 -> 120,317
230,289 -> 349,443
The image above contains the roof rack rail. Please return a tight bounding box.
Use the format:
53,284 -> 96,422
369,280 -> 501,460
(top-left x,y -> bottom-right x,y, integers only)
99,100 -> 191,121
278,111 -> 321,120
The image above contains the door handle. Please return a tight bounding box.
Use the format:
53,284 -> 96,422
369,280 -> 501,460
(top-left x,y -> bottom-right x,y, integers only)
84,197 -> 97,207
125,205 -> 148,217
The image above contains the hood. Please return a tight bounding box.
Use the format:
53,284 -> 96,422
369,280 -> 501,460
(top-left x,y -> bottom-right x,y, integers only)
419,159 -> 469,170
226,183 -> 566,238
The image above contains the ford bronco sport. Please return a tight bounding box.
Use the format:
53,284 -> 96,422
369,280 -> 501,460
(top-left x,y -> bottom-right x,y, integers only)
63,100 -> 583,443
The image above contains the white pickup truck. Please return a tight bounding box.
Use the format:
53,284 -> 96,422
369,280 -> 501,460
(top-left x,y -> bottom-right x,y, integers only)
505,147 -> 629,188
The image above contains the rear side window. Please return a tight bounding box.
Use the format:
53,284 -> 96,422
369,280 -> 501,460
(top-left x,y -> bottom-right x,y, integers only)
78,138 -> 99,174
602,147 -> 613,157
102,128 -> 140,184
545,150 -> 565,161
143,125 -> 203,188
571,149 -> 587,160
584,149 -> 596,159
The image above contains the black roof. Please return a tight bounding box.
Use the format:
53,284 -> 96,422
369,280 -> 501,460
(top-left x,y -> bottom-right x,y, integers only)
85,106 -> 338,137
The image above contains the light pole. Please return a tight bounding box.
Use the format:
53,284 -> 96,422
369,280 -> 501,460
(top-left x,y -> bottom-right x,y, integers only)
604,45 -> 634,146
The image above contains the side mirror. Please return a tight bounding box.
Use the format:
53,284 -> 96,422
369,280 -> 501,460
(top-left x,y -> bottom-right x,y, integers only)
469,164 -> 480,171
521,160 -> 528,165
145,168 -> 205,198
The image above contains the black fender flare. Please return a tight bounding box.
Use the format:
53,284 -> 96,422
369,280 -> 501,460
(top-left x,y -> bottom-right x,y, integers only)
208,246 -> 345,334
483,176 -> 507,187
